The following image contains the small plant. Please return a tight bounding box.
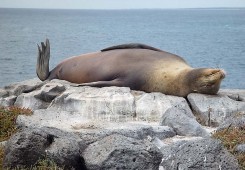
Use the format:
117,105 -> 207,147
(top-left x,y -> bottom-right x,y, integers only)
0,145 -> 4,169
31,158 -> 64,170
0,106 -> 65,169
213,125 -> 245,170
0,106 -> 33,142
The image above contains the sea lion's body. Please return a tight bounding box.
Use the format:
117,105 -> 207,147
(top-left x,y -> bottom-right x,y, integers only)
37,40 -> 225,97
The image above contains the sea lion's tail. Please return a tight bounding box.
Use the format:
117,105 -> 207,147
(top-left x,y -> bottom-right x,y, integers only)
36,39 -> 50,81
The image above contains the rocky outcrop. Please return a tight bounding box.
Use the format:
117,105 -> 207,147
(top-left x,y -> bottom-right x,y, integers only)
160,107 -> 209,137
160,138 -> 239,170
1,78 -> 244,169
3,127 -> 86,170
82,134 -> 162,170
188,93 -> 245,127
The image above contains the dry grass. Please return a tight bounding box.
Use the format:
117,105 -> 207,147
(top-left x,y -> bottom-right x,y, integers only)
213,125 -> 245,170
0,146 -> 4,170
0,106 -> 32,142
0,106 -> 65,170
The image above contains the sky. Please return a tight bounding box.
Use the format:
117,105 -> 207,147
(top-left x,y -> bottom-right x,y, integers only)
0,0 -> 245,9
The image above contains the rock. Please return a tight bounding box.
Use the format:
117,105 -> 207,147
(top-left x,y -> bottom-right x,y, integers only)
76,122 -> 176,147
0,95 -> 17,107
0,88 -> 8,98
82,134 -> 163,170
16,109 -> 90,130
14,91 -> 49,110
14,82 -> 66,110
17,109 -> 176,144
160,138 -> 240,170
2,79 -> 244,169
0,141 -> 7,147
187,93 -> 245,127
3,78 -> 44,96
219,89 -> 245,101
49,86 -> 135,120
135,92 -> 194,121
160,107 -> 209,137
34,82 -> 66,102
217,111 -> 245,131
45,137 -> 86,170
235,144 -> 245,153
3,127 -> 85,170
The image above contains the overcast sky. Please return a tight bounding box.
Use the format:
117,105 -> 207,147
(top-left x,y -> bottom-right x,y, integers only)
0,0 -> 245,9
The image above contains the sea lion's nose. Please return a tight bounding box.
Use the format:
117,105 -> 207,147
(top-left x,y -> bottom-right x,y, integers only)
219,70 -> 226,79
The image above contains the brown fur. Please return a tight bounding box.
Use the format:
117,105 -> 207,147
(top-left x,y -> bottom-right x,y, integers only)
37,40 -> 225,97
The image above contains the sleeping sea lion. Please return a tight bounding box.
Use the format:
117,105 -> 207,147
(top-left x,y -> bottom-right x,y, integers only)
36,39 -> 225,97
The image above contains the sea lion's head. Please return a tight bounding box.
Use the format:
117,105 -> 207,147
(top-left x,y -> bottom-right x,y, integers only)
188,68 -> 226,95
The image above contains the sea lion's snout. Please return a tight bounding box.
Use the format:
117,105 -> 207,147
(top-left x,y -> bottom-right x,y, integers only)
207,69 -> 226,80
219,69 -> 226,79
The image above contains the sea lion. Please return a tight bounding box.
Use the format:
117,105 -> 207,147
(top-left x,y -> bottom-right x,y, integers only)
36,39 -> 225,97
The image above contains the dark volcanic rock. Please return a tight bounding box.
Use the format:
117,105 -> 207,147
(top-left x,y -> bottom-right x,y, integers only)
160,138 -> 240,170
82,134 -> 163,170
3,127 -> 85,170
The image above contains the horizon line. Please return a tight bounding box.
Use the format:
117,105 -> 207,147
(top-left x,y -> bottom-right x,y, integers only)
1,7 -> 245,10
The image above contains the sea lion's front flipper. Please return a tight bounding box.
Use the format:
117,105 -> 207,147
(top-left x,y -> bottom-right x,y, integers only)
71,79 -> 124,88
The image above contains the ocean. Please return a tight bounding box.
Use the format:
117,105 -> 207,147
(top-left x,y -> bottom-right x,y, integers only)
0,8 -> 244,88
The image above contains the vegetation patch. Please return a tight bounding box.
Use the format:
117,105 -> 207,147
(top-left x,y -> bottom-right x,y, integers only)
213,125 -> 245,170
0,145 -> 4,169
0,106 -> 65,169
0,106 -> 32,142
0,106 -> 33,169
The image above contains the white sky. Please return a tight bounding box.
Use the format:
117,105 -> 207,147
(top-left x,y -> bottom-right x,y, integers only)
0,0 -> 245,9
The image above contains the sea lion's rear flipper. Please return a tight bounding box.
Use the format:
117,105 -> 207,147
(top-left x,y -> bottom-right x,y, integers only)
36,39 -> 50,81
72,79 -> 124,88
101,43 -> 162,52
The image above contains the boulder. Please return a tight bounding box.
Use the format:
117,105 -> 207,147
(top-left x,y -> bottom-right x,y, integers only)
0,95 -> 16,107
3,78 -> 43,96
217,111 -> 245,131
187,93 -> 245,127
160,107 -> 209,137
0,88 -> 8,98
82,134 -> 163,170
49,86 -> 136,120
14,82 -> 67,110
235,144 -> 245,153
160,138 -> 240,170
3,127 -> 85,170
219,89 -> 245,101
135,92 -> 194,121
17,109 -> 176,143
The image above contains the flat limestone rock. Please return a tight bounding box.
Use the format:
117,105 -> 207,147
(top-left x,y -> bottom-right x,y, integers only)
135,92 -> 194,121
48,86 -> 136,119
3,78 -> 44,96
187,93 -> 245,127
17,109 -> 176,143
0,95 -> 16,107
14,82 -> 67,110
